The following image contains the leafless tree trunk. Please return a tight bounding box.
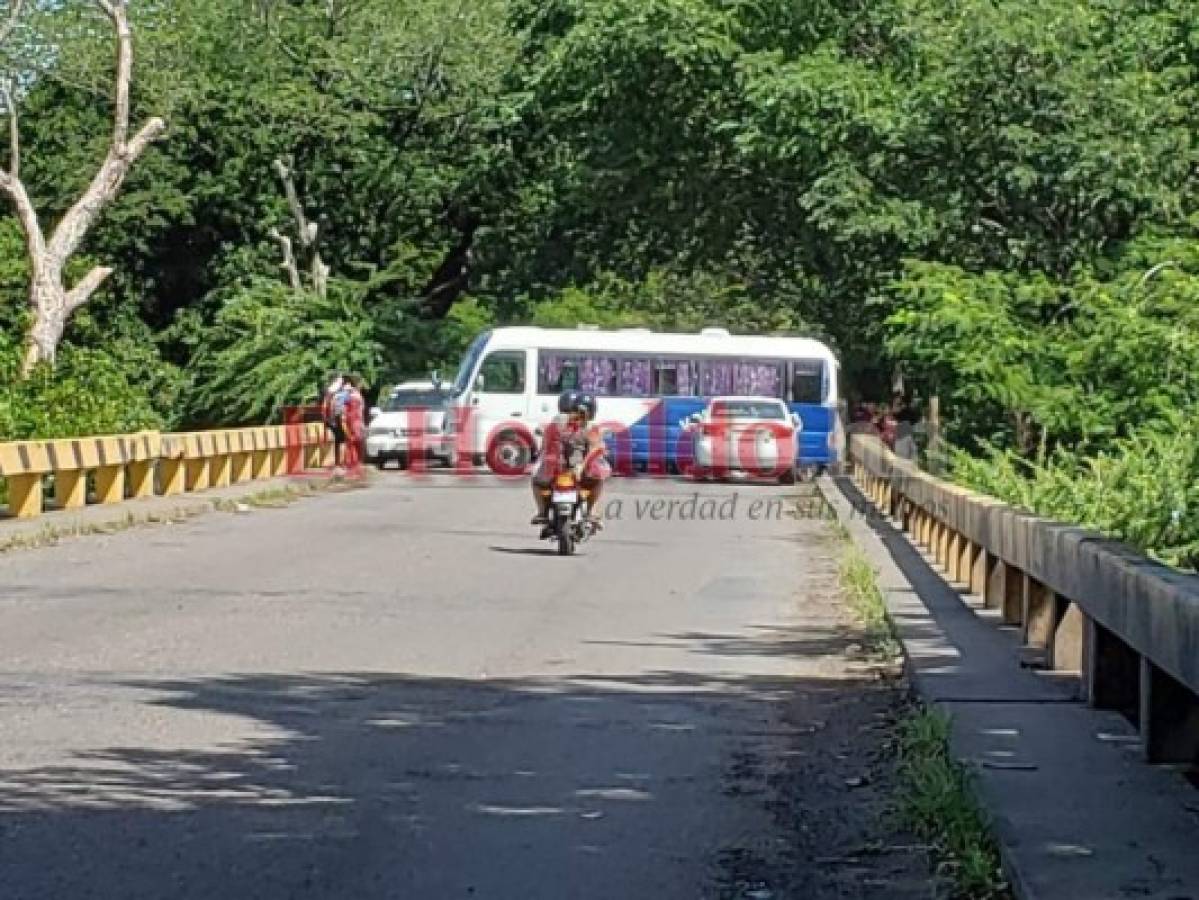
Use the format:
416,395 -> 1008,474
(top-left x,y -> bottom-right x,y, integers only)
0,0 -> 167,375
0,0 -> 23,47
1013,410 -> 1030,456
271,157 -> 329,299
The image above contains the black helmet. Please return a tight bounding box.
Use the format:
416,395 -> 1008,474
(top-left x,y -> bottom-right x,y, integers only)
576,392 -> 597,421
558,389 -> 582,414
557,389 -> 597,420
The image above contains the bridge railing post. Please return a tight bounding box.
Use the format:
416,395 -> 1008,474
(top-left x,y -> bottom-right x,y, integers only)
846,431 -> 1199,771
6,473 -> 43,518
128,460 -> 155,499
55,469 -> 87,509
1140,659 -> 1199,765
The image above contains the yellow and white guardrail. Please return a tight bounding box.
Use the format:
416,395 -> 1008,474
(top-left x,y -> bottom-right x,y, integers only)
0,422 -> 329,519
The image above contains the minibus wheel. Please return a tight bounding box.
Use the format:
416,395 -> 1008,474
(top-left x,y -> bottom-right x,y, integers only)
487,431 -> 533,475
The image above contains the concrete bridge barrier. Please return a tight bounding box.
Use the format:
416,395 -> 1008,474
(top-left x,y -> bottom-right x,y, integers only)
0,423 -> 329,520
848,433 -> 1199,766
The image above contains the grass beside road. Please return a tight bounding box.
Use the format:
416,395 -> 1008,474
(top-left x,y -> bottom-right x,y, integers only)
896,709 -> 1009,899
0,475 -> 352,555
838,540 -> 902,661
212,479 -> 326,511
0,507 -> 206,554
836,530 -> 1009,899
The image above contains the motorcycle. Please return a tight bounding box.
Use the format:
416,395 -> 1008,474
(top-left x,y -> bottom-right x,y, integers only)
539,464 -> 598,556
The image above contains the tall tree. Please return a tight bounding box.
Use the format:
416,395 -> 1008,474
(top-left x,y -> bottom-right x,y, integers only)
0,0 -> 165,374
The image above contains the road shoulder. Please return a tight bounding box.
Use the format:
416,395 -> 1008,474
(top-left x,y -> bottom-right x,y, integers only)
820,474 -> 1199,900
0,473 -> 355,555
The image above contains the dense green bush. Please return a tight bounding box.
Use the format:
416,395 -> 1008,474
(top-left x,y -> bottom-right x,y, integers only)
0,339 -> 170,441
887,231 -> 1199,570
952,413 -> 1199,571
182,278 -> 383,426
376,296 -> 496,386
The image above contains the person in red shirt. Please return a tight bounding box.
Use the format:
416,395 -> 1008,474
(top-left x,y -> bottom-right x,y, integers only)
877,402 -> 899,450
531,390 -> 610,530
322,374 -> 348,469
343,374 -> 366,475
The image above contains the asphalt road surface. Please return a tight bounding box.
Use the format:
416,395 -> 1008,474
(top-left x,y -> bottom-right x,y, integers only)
0,472 -> 933,899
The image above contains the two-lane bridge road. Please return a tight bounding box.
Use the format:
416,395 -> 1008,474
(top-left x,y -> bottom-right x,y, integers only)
0,474 -> 931,899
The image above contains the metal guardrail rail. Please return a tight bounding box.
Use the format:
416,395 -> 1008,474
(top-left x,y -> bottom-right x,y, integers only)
848,433 -> 1199,766
0,423 -> 329,519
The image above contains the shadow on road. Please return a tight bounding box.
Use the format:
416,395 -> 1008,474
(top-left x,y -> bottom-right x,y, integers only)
0,660 -> 933,899
488,545 -> 568,557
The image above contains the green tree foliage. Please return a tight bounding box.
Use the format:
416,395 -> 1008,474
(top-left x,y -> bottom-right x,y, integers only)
890,231 -> 1199,566
183,278 -> 381,427
0,222 -> 178,440
1,0 -> 1197,566
953,413 -> 1199,572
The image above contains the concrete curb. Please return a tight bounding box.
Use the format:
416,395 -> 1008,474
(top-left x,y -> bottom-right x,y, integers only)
817,474 -> 1199,900
0,473 -> 345,554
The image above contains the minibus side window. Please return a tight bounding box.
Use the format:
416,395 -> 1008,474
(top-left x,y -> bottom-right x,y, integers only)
477,351 -> 526,393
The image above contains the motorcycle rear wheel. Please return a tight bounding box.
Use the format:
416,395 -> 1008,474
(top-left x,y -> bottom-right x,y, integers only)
555,508 -> 575,556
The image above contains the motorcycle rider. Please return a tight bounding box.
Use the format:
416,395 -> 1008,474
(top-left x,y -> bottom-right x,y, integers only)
530,389 -> 610,531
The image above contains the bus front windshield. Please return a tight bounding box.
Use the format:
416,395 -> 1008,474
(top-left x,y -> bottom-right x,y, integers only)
451,332 -> 491,396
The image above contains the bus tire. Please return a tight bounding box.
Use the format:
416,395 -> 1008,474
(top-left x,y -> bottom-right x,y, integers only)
487,431 -> 533,476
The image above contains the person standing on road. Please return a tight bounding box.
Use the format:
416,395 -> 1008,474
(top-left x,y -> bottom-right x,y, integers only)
877,402 -> 898,451
893,394 -> 919,460
323,374 -> 347,471
343,374 -> 366,476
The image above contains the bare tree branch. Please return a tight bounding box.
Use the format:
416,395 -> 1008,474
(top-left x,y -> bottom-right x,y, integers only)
65,265 -> 114,312
0,0 -> 25,183
1,0 -> 167,373
1,81 -> 16,180
271,157 -> 329,298
124,115 -> 168,159
0,0 -> 24,48
0,172 -> 46,259
95,0 -> 131,149
0,73 -> 44,266
269,227 -> 302,291
47,113 -> 167,264
273,158 -> 313,250
312,256 -> 329,299
46,0 -> 167,265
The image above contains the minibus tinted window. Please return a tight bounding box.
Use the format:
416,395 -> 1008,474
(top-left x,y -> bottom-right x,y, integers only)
618,359 -> 652,396
792,360 -> 825,404
538,353 -> 618,394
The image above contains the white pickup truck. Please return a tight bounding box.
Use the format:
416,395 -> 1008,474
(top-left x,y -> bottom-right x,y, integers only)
365,381 -> 454,469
